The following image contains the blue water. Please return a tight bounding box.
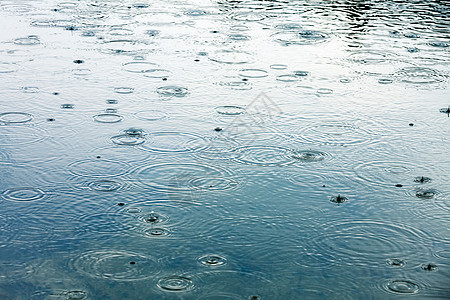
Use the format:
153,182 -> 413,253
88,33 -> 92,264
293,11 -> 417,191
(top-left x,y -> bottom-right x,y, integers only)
0,0 -> 449,299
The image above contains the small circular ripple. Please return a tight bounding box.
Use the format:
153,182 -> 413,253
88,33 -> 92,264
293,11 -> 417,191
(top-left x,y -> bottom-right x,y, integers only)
295,123 -> 374,146
414,188 -> 439,199
144,227 -> 171,237
139,132 -> 207,152
0,112 -> 33,124
157,276 -> 194,292
215,105 -> 246,115
198,254 -> 227,267
233,146 -> 297,166
111,134 -> 146,146
2,187 -> 45,202
31,289 -> 88,300
14,35 -> 40,45
209,50 -> 253,64
290,150 -> 329,162
68,159 -> 130,178
301,220 -> 430,268
133,110 -> 168,121
93,113 -> 123,123
395,67 -> 443,84
132,163 -> 236,192
386,258 -> 406,267
270,64 -> 288,70
114,87 -> 134,94
298,30 -> 329,43
385,280 -> 419,294
88,179 -> 123,192
156,86 -> 188,97
239,69 -> 268,78
122,61 -> 158,73
70,251 -> 159,281
231,12 -> 266,22
276,74 -> 299,82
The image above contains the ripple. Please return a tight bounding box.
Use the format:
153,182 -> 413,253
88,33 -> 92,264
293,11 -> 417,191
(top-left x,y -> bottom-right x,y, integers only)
386,258 -> 406,267
70,250 -> 159,281
0,62 -> 20,73
276,74 -> 299,82
198,254 -> 227,267
209,50 -> 253,64
0,112 -> 33,124
156,86 -> 188,97
139,132 -> 207,152
415,188 -> 439,199
114,87 -> 134,94
14,35 -> 40,45
133,110 -> 168,121
231,12 -> 266,22
428,41 -> 448,48
143,69 -> 171,78
355,161 -> 437,188
144,227 -> 171,237
229,34 -> 250,41
215,105 -> 246,115
234,146 -> 296,166
111,134 -> 146,146
184,9 -> 208,16
1,187 -> 45,202
0,125 -> 46,146
88,179 -> 123,192
302,220 -> 430,268
378,78 -> 394,84
385,280 -> 419,294
93,113 -> 123,123
270,64 -> 288,70
396,67 -> 443,84
295,123 -> 374,146
157,276 -> 194,292
132,163 -> 236,192
122,61 -> 158,73
68,159 -> 130,177
239,69 -> 268,78
298,30 -> 329,43
31,289 -> 88,300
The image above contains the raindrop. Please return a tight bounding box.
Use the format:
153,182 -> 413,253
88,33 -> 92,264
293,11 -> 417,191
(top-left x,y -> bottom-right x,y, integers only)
330,194 -> 347,204
378,78 -> 393,84
421,263 -> 437,271
291,150 -> 328,162
61,104 -> 74,109
386,258 -> 406,267
145,228 -> 170,237
294,70 -> 309,77
439,107 -> 450,114
415,189 -> 437,199
73,59 -> 84,64
414,176 -> 432,183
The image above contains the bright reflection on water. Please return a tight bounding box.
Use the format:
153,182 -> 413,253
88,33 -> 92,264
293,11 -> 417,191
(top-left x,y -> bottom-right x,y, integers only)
0,0 -> 449,298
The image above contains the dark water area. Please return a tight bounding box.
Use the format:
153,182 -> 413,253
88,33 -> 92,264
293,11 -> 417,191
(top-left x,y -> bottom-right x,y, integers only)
0,0 -> 449,299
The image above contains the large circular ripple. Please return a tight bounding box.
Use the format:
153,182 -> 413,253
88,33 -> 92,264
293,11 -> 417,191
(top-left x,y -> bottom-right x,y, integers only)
132,163 -> 238,192
70,250 -> 160,281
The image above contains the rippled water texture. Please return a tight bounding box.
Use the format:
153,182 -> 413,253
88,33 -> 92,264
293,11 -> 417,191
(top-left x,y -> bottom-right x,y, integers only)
0,0 -> 449,299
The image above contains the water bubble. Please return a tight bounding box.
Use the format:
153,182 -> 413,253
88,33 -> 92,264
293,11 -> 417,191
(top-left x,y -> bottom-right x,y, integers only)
111,134 -> 145,145
104,108 -> 117,114
386,280 -> 419,294
386,258 -> 406,267
139,211 -> 167,224
14,35 -> 40,45
198,255 -> 227,267
2,187 -> 45,202
61,104 -> 75,109
88,179 -> 122,192
291,150 -> 328,162
421,263 -> 437,271
73,59 -> 84,64
239,69 -> 268,78
415,189 -> 437,199
22,86 -> 39,93
93,113 -> 123,123
414,176 -> 432,183
114,87 -> 134,94
0,112 -> 33,124
156,86 -> 188,97
215,105 -> 246,115
157,276 -> 194,292
330,194 -> 348,204
107,99 -> 118,104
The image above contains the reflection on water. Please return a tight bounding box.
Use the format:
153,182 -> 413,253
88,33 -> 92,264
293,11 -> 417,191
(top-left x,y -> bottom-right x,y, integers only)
1,0 -> 449,298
